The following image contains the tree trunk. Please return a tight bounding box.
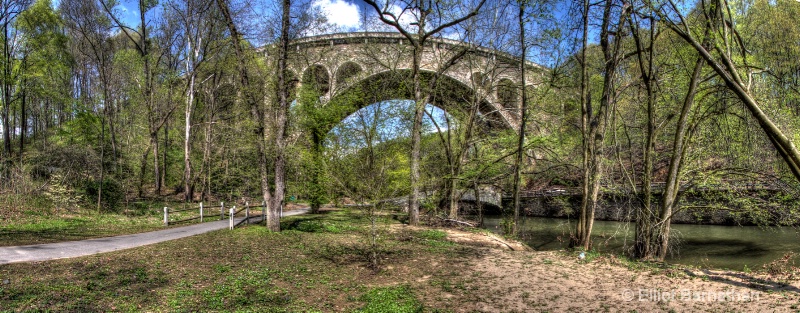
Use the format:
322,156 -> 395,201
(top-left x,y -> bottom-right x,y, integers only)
447,175 -> 458,219
2,19 -> 12,182
408,41 -> 425,226
18,81 -> 25,162
216,0 -> 277,229
573,0 -> 628,250
631,16 -> 658,260
268,0 -> 292,231
200,91 -> 214,202
184,69 -> 195,202
655,57 -> 704,260
138,137 -> 153,197
511,2 -> 528,236
573,0 -> 591,249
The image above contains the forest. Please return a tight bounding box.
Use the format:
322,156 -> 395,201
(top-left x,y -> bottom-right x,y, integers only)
0,0 -> 799,265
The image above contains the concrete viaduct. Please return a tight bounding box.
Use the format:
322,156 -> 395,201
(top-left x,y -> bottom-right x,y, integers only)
265,32 -> 544,132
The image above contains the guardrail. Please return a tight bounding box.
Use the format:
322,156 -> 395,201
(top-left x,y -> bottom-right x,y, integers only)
163,202 -> 268,228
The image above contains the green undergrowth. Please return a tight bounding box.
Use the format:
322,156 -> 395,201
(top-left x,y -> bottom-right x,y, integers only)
0,208 -> 475,312
357,285 -> 423,313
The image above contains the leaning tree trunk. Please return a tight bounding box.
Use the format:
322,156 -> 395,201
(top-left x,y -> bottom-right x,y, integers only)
662,0 -> 800,182
655,58 -> 704,260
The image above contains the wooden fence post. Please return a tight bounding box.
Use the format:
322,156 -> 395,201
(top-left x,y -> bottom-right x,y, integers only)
229,207 -> 235,230
200,202 -> 204,223
220,202 -> 224,220
163,207 -> 169,226
245,202 -> 250,224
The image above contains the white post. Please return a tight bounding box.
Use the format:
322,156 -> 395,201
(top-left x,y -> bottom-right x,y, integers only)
163,207 -> 168,226
200,202 -> 204,223
245,202 -> 250,224
280,203 -> 283,218
220,202 -> 224,220
229,207 -> 235,230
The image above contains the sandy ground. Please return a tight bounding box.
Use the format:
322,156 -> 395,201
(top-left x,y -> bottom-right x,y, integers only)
440,228 -> 800,312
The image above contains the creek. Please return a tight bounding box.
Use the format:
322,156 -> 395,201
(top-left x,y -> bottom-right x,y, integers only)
481,216 -> 800,270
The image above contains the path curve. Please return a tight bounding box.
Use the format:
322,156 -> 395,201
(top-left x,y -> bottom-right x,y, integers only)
0,208 -> 310,265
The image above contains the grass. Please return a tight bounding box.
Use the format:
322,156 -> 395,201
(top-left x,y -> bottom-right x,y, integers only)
0,200 -> 232,246
357,285 -> 422,313
0,209 -> 477,312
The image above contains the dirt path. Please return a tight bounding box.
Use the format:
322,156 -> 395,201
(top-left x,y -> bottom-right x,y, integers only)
443,229 -> 800,312
0,208 -> 309,264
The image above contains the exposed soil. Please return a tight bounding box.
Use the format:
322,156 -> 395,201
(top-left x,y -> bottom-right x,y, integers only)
436,227 -> 800,312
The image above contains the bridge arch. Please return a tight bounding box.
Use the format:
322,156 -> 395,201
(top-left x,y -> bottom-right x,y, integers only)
334,61 -> 363,88
497,78 -> 519,110
302,64 -> 330,95
284,32 -> 547,132
314,69 -> 513,138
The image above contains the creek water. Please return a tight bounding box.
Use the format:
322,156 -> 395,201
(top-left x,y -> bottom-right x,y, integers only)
481,216 -> 800,270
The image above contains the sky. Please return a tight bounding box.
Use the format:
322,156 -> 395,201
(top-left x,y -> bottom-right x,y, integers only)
100,0 -> 364,32
314,0 -> 361,30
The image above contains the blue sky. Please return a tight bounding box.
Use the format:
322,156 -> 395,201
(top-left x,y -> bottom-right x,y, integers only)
327,100 -> 452,150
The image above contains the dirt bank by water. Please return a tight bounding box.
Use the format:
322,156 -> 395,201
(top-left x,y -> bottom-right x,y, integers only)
443,227 -> 800,312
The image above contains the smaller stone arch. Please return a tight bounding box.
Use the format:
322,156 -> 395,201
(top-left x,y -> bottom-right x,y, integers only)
497,78 -> 519,110
470,72 -> 489,90
302,64 -> 330,95
335,61 -> 362,86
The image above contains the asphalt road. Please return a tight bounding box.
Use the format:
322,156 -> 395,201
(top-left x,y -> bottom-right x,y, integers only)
0,208 -> 310,265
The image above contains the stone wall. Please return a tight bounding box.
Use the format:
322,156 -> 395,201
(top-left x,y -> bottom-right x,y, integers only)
500,194 -> 791,226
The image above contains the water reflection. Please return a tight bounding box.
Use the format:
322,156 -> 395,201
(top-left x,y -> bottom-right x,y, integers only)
481,216 -> 800,270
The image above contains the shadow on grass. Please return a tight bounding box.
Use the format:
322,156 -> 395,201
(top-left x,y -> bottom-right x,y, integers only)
0,218 -> 103,246
1,257 -> 170,311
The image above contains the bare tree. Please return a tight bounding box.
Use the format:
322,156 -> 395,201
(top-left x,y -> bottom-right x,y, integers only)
166,0 -> 220,202
61,0 -> 118,210
362,0 -> 487,225
572,0 -> 631,250
0,0 -> 29,184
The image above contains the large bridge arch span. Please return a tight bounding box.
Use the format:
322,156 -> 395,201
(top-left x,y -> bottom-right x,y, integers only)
268,32 -> 545,131
317,69 -> 511,137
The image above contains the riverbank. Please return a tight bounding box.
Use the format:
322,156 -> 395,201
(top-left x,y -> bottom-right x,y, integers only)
501,191 -> 800,226
1,208 -> 797,311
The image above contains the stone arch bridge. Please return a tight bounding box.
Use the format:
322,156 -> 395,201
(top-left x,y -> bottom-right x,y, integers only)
268,32 -> 544,132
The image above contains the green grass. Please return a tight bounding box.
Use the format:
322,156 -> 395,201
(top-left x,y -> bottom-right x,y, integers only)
0,201 -> 224,246
357,285 -> 422,313
0,208 -> 475,312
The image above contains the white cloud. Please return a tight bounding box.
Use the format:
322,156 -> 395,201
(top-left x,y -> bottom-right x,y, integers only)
314,0 -> 361,30
388,4 -> 418,31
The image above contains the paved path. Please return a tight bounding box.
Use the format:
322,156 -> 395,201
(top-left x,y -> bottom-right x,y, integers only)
0,208 -> 310,265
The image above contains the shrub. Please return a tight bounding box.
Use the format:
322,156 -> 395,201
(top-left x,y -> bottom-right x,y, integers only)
83,178 -> 124,212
